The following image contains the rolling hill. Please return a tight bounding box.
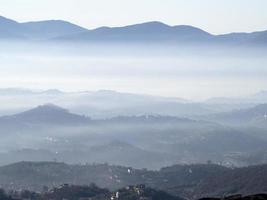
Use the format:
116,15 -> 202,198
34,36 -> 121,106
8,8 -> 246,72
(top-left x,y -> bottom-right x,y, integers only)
21,20 -> 88,39
0,104 -> 266,168
0,104 -> 90,126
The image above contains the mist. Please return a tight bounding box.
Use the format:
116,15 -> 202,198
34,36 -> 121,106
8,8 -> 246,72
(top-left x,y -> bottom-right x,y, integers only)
1,41 -> 266,100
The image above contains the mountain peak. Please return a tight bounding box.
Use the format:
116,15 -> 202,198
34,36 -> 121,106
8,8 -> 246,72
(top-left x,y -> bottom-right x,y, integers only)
0,15 -> 266,45
41,89 -> 64,95
118,21 -> 171,31
132,21 -> 169,27
34,103 -> 68,113
21,19 -> 88,39
174,24 -> 210,32
0,15 -> 18,23
55,20 -> 212,42
4,104 -> 90,125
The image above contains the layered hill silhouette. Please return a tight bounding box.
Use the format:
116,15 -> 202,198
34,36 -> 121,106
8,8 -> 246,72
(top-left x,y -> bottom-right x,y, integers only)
0,183 -> 266,200
0,103 -> 202,126
0,162 -> 267,199
0,16 -> 266,45
0,104 -> 266,169
0,184 -> 184,200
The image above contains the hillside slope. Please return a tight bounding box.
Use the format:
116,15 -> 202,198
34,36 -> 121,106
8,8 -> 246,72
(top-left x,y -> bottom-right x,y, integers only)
0,162 -> 267,199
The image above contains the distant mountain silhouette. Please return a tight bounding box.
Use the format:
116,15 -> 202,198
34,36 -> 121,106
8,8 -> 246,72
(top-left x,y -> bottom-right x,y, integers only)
0,103 -> 211,136
208,104 -> 267,127
55,21 -> 212,43
0,16 -> 26,39
216,30 -> 267,46
0,104 -> 90,125
205,91 -> 267,108
106,115 -> 196,124
21,20 -> 88,39
0,16 -> 266,45
1,88 -> 213,119
0,16 -> 88,40
0,88 -> 64,95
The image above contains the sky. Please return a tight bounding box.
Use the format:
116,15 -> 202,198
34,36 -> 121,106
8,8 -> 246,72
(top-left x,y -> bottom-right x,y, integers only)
0,0 -> 267,34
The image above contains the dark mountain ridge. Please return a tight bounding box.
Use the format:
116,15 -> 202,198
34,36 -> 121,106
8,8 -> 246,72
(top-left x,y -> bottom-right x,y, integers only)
0,162 -> 267,199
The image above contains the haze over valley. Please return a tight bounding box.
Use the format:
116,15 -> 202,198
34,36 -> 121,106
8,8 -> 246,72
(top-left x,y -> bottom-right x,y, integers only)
0,1 -> 267,198
1,16 -> 267,99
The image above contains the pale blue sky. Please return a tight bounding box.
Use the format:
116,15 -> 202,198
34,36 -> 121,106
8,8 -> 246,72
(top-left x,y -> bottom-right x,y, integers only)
0,0 -> 267,34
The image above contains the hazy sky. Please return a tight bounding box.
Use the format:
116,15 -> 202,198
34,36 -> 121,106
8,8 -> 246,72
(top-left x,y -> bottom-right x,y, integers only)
0,0 -> 267,34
